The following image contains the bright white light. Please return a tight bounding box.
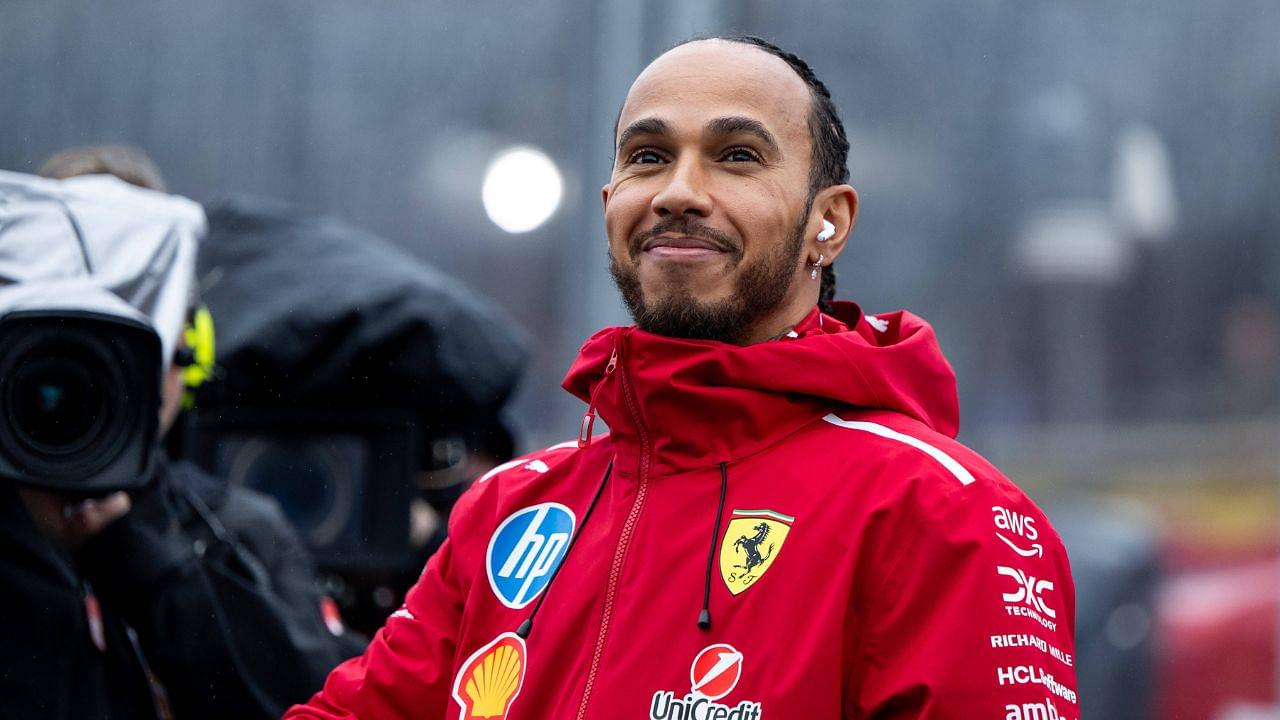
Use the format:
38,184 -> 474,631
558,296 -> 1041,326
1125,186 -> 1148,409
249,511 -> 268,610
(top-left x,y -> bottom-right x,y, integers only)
482,146 -> 563,234
1112,123 -> 1179,242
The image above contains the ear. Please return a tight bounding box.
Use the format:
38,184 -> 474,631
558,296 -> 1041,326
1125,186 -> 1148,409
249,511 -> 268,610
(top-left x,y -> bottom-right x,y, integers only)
807,184 -> 858,265
601,183 -> 611,210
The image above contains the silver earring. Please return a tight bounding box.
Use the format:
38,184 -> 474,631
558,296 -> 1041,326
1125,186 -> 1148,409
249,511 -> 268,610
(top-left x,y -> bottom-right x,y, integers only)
810,253 -> 824,280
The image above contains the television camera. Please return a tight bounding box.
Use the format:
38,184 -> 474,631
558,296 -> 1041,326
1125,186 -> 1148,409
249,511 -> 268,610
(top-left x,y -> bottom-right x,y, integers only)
0,170 -> 201,494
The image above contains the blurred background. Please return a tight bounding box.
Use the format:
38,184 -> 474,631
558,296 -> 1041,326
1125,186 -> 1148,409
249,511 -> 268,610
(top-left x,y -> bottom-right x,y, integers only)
2,1 -> 1277,717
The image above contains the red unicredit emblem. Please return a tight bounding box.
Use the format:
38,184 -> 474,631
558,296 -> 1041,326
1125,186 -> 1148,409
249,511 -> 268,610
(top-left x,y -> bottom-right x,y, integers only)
689,643 -> 743,701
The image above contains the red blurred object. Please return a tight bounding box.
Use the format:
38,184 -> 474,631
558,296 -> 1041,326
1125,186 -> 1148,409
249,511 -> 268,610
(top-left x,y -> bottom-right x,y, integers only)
1156,555 -> 1278,719
320,596 -> 346,637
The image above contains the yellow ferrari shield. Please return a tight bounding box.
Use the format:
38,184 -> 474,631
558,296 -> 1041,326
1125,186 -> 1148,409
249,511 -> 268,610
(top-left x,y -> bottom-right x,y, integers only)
719,509 -> 794,595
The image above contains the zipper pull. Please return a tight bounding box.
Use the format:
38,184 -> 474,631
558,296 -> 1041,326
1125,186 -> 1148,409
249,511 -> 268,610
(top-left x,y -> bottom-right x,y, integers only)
578,349 -> 618,448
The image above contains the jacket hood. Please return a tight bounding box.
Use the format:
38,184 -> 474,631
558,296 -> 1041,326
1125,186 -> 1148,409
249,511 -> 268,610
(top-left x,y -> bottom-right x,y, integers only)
562,301 -> 958,475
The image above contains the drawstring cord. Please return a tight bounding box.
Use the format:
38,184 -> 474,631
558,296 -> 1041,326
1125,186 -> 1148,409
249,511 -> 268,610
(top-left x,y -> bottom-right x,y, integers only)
524,342 -> 617,637
513,454 -> 727,634
697,462 -> 729,630
516,459 -> 613,640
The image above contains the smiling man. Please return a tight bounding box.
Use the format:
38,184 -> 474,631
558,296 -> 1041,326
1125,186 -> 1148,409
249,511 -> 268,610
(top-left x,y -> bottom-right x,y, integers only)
606,39 -> 854,345
289,36 -> 1078,720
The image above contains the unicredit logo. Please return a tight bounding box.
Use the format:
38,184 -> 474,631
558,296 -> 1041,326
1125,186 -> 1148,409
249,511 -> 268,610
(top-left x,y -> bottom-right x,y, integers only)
691,644 -> 743,700
649,644 -> 763,719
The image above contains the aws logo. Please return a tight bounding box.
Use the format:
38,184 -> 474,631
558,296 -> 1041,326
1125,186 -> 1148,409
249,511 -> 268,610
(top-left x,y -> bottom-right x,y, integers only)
993,506 -> 1043,558
486,503 -> 576,609
451,632 -> 526,720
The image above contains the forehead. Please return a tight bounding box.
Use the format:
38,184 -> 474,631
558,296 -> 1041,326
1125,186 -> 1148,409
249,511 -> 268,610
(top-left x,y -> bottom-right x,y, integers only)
617,41 -> 812,147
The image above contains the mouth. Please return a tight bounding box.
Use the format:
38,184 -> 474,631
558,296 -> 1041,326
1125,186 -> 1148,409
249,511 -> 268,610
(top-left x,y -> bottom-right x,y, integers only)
641,234 -> 731,261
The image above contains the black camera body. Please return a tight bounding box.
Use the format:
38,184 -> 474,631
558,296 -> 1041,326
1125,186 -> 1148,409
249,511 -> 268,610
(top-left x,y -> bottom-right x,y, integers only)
188,409 -> 417,571
0,306 -> 161,494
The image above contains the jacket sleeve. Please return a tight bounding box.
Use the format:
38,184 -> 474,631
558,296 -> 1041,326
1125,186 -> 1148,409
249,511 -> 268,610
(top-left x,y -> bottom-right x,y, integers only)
284,478 -> 490,719
850,475 -> 1080,719
76,473 -> 366,720
282,538 -> 465,719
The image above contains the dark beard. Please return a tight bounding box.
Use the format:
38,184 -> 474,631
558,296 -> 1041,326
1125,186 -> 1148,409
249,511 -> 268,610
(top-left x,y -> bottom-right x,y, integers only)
610,201 -> 811,344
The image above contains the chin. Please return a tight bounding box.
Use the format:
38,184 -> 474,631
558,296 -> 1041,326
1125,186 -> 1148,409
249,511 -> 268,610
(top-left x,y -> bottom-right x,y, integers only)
638,263 -> 731,297
641,281 -> 733,311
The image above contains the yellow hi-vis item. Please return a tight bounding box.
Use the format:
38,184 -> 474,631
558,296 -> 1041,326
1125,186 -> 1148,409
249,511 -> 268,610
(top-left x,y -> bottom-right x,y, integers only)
181,306 -> 215,408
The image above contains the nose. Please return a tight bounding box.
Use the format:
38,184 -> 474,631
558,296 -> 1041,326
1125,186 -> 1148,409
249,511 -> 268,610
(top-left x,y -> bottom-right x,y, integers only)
651,157 -> 712,218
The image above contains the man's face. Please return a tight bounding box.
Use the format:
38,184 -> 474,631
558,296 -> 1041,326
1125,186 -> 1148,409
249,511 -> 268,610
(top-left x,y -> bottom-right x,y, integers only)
603,41 -> 818,344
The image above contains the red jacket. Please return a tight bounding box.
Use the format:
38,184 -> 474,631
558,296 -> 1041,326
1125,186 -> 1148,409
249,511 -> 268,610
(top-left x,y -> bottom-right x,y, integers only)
287,303 -> 1079,720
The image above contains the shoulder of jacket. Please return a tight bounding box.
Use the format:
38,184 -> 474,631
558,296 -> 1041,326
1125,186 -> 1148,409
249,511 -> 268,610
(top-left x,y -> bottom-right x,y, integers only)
448,439 -> 597,543
819,411 -> 994,485
451,439 -> 587,517
820,410 -> 1067,563
817,409 -> 1048,515
473,438 -> 584,486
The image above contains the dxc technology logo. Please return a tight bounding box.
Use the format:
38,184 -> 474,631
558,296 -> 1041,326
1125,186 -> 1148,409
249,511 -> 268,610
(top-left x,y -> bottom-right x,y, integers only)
997,566 -> 1056,618
486,503 -> 576,609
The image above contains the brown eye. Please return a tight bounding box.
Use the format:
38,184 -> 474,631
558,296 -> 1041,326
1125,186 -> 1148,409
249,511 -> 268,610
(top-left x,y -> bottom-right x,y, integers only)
628,149 -> 664,165
722,148 -> 760,163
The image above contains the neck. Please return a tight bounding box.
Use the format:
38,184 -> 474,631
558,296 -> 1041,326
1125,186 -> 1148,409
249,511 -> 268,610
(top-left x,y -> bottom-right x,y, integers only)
734,290 -> 821,345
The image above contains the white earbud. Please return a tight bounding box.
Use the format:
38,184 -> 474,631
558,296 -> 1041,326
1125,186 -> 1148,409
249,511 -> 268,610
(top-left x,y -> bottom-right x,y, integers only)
817,219 -> 836,242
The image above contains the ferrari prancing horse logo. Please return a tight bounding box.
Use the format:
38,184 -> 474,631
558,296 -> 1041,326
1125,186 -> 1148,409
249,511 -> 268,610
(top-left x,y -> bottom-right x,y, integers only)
719,509 -> 794,595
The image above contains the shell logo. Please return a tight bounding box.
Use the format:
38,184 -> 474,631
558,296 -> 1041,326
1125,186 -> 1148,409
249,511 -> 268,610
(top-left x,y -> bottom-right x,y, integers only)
689,643 -> 743,701
452,632 -> 527,720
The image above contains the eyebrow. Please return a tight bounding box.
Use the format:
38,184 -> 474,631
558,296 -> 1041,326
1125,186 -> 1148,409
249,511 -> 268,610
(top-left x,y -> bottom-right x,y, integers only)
616,117 -> 672,153
615,115 -> 782,158
706,116 -> 780,156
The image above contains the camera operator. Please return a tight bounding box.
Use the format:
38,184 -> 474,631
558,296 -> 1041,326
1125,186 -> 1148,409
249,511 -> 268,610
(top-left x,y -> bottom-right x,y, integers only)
0,151 -> 364,720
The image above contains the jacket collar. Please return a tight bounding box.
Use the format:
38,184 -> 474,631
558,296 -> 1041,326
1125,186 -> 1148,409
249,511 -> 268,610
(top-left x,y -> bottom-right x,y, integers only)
562,303 -> 959,476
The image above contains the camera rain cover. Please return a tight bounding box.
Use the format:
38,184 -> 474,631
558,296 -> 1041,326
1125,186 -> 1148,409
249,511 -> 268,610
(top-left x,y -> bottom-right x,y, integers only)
0,170 -> 204,367
0,171 -> 205,490
198,197 -> 529,439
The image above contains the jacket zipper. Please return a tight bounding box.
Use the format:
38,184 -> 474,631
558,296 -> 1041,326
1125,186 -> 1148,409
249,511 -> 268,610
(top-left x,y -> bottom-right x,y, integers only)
578,349 -> 618,448
575,339 -> 650,720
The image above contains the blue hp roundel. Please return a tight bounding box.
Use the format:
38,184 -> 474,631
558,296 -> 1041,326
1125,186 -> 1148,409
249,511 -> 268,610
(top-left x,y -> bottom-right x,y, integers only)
486,502 -> 576,609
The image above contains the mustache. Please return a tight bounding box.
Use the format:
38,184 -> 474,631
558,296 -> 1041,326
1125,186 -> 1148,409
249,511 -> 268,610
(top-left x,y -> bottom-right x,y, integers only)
630,218 -> 737,257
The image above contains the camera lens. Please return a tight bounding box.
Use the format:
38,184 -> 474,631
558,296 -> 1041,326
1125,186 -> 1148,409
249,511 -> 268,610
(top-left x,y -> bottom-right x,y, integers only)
10,353 -> 108,454
0,311 -> 160,491
0,324 -> 137,482
228,437 -> 357,547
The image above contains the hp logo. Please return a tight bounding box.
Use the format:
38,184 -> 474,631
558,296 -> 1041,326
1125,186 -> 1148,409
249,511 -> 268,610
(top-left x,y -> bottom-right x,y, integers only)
486,503 -> 576,609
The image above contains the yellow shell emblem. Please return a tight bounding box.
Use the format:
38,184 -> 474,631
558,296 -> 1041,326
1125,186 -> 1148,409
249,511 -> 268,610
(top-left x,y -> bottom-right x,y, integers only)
719,509 -> 794,595
452,632 -> 527,720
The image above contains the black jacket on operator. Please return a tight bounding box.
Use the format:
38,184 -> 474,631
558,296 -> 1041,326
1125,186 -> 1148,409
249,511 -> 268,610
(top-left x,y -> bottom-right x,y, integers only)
0,455 -> 366,720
